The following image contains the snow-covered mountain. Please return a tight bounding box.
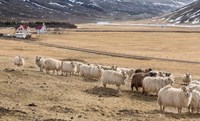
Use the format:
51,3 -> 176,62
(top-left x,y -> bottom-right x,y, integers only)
0,0 -> 195,23
163,0 -> 200,24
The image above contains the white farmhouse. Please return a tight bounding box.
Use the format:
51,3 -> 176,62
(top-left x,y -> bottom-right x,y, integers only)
14,25 -> 31,39
35,23 -> 47,34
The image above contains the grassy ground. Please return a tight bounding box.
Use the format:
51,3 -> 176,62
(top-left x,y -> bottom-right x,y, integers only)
0,24 -> 200,120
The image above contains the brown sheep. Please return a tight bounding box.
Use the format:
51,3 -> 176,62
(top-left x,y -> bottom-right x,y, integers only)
131,72 -> 150,91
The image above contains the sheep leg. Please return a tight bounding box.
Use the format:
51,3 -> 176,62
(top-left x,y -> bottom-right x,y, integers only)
142,87 -> 145,94
162,106 -> 165,112
131,84 -> 134,91
61,71 -> 64,76
40,67 -> 42,72
135,86 -> 139,91
191,108 -> 194,113
117,84 -> 121,94
178,107 -> 182,114
188,106 -> 191,113
103,84 -> 106,88
159,105 -> 163,112
158,98 -> 163,112
142,87 -> 147,95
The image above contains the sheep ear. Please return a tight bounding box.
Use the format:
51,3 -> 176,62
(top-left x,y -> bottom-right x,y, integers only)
182,87 -> 186,91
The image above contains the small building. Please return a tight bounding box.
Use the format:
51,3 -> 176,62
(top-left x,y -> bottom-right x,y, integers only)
35,23 -> 47,34
15,25 -> 31,39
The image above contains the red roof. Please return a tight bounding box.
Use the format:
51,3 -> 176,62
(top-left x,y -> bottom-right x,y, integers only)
35,25 -> 43,30
15,25 -> 29,30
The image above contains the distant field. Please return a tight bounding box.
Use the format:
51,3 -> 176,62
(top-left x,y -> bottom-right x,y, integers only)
1,24 -> 200,120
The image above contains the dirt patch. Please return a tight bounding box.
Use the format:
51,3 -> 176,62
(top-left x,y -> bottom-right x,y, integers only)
50,106 -> 75,114
0,107 -> 27,117
85,86 -> 119,97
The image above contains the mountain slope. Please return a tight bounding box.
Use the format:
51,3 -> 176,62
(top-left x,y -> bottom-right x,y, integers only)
163,0 -> 200,24
0,0 -> 195,23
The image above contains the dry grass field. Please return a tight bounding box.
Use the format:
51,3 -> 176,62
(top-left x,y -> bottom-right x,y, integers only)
1,24 -> 200,121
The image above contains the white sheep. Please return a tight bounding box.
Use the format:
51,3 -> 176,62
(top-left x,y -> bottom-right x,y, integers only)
101,65 -> 112,70
100,70 -> 128,93
188,83 -> 200,92
44,58 -> 62,75
142,77 -> 174,95
89,65 -> 102,79
183,73 -> 192,84
117,67 -> 135,79
61,61 -> 76,76
14,56 -> 25,67
80,64 -> 102,79
35,56 -> 45,72
80,64 -> 92,78
74,61 -> 83,75
188,90 -> 200,113
158,85 -> 196,114
189,80 -> 200,85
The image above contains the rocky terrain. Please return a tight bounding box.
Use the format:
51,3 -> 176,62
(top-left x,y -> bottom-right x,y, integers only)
162,0 -> 200,24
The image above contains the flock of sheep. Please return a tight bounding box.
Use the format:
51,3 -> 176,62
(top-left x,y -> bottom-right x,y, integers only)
13,55 -> 200,115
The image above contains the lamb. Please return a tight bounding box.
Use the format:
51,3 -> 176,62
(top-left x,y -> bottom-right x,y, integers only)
131,72 -> 149,91
100,70 -> 128,93
158,85 -> 196,114
61,61 -> 76,76
188,90 -> 200,113
142,77 -> 174,95
35,56 -> 45,72
14,56 -> 25,67
117,67 -> 135,79
183,73 -> 192,84
44,58 -> 62,75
